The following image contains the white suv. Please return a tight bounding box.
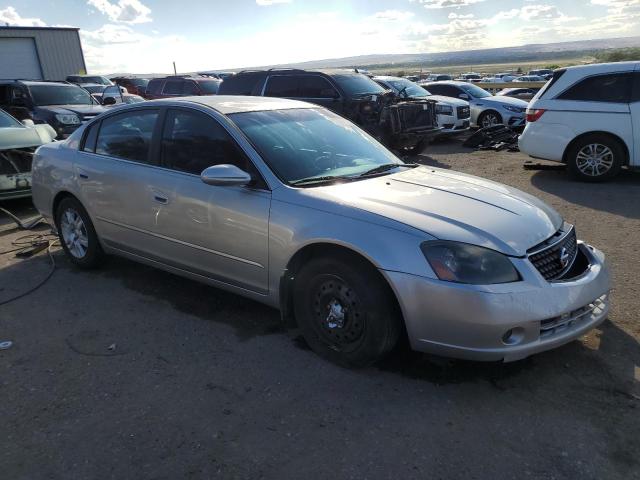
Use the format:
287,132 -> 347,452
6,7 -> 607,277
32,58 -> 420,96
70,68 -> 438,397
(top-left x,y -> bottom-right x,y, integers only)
519,62 -> 640,181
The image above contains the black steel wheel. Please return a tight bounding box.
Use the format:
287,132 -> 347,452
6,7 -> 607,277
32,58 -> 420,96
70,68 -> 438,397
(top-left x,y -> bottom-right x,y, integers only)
293,254 -> 401,367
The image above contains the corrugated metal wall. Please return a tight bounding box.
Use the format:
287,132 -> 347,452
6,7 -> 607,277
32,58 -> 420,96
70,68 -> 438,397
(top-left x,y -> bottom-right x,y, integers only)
0,27 -> 86,80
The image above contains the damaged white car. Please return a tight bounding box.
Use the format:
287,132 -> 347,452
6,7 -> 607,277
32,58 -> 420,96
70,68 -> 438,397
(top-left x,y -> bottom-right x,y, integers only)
0,110 -> 56,200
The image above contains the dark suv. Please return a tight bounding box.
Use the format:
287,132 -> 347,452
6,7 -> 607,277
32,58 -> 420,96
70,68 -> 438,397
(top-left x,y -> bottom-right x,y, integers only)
66,75 -> 113,86
218,69 -> 439,151
0,80 -> 107,138
110,77 -> 150,97
145,76 -> 222,99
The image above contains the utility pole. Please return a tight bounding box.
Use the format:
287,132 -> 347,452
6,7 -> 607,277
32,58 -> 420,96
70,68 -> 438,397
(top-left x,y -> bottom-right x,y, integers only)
173,62 -> 177,75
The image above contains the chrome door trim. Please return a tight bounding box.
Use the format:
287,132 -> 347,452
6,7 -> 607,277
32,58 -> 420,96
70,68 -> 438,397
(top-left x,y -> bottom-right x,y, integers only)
96,216 -> 265,268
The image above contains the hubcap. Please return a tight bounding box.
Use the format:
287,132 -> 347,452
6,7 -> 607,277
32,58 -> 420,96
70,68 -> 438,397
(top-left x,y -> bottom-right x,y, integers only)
576,143 -> 614,177
312,276 -> 364,347
60,208 -> 89,259
482,113 -> 499,127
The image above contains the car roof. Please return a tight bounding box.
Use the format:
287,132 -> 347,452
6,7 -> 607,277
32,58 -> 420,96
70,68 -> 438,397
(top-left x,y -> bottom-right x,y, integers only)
562,61 -> 639,73
20,81 -> 74,86
144,95 -> 318,114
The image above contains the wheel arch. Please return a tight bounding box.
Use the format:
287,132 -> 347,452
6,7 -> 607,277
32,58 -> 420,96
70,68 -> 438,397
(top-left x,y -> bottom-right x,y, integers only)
52,191 -> 81,222
279,242 -> 405,330
562,131 -> 630,166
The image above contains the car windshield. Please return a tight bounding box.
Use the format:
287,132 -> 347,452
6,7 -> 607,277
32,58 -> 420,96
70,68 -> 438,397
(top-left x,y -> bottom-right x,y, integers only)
81,76 -> 111,85
459,83 -> 492,98
332,74 -> 386,96
130,78 -> 149,87
0,110 -> 22,128
29,85 -> 94,106
386,79 -> 428,98
230,108 -> 402,185
82,85 -> 104,93
198,80 -> 221,94
124,95 -> 145,104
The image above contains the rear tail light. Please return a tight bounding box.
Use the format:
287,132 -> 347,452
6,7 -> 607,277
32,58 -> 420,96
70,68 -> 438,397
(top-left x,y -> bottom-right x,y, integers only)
526,108 -> 546,122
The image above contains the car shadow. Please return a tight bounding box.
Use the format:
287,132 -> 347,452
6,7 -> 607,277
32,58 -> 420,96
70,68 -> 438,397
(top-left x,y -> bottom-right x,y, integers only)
1,247 -> 638,403
530,168 -> 640,219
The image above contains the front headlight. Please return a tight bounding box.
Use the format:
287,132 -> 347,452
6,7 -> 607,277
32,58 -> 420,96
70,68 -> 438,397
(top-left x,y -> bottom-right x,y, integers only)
421,241 -> 520,284
435,104 -> 453,115
503,105 -> 525,114
55,114 -> 81,125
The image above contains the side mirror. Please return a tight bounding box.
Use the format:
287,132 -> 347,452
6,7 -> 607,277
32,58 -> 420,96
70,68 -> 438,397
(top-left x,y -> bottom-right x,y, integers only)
201,164 -> 252,187
22,119 -> 35,127
459,93 -> 469,100
102,96 -> 117,106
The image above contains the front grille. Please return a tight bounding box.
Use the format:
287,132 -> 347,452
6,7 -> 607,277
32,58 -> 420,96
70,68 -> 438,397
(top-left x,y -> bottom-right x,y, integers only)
457,106 -> 470,119
528,226 -> 578,281
388,101 -> 437,133
540,295 -> 607,338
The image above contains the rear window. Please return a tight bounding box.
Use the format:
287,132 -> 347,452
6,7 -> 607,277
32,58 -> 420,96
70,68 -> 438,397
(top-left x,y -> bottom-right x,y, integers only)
557,72 -> 633,103
147,79 -> 164,95
218,73 -> 265,95
197,80 -> 221,94
331,74 -> 385,96
163,81 -> 183,95
538,69 -> 565,98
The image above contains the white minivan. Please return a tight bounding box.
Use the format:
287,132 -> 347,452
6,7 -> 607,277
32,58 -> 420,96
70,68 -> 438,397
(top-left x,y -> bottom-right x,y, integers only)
519,61 -> 640,181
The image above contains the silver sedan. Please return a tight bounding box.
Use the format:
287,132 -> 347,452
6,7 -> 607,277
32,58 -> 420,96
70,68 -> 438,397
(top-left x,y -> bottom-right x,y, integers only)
31,96 -> 611,366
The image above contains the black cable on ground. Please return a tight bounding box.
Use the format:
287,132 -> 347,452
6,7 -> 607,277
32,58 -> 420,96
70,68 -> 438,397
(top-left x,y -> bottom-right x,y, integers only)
0,232 -> 60,307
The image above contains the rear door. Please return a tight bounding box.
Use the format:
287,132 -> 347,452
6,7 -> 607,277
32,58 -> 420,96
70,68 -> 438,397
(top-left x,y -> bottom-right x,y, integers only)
631,67 -> 640,167
75,108 -> 164,254
547,71 -> 634,162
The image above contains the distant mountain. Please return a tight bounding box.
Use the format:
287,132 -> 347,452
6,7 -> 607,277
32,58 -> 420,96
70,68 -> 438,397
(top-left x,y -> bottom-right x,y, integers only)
226,36 -> 640,71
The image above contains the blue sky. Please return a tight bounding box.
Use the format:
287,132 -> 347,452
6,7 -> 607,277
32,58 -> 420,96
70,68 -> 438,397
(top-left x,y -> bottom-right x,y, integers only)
2,0 -> 640,73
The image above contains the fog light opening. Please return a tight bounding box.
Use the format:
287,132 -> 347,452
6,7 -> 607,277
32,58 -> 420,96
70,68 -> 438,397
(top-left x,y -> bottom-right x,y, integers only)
502,327 -> 525,346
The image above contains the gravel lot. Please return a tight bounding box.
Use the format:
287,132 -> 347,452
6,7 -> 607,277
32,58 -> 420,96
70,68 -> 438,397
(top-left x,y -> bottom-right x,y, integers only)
1,141 -> 639,480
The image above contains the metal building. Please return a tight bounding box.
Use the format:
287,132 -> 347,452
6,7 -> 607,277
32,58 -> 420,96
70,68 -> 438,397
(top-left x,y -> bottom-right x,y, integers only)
0,26 -> 86,80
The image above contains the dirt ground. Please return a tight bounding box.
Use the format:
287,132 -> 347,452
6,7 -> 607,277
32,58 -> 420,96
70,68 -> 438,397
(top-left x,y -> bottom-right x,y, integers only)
1,141 -> 639,480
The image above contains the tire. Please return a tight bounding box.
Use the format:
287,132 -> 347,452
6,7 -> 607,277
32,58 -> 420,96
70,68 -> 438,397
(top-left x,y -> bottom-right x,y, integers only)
55,197 -> 104,269
566,134 -> 623,182
293,254 -> 401,367
478,110 -> 502,128
408,139 -> 427,155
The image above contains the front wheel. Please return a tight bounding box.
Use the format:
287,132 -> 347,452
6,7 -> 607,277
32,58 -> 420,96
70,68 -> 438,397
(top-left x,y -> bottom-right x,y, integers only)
566,134 -> 623,182
293,255 -> 401,367
478,110 -> 502,128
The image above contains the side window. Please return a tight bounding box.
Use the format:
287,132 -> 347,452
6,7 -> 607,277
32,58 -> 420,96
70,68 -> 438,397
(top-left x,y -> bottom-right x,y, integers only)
0,86 -> 9,106
299,76 -> 339,98
96,110 -> 159,163
426,84 -> 445,96
82,121 -> 99,153
161,109 -> 248,175
162,80 -> 183,95
558,73 -> 633,103
264,76 -> 299,97
182,81 -> 199,95
632,72 -> 640,103
147,80 -> 163,95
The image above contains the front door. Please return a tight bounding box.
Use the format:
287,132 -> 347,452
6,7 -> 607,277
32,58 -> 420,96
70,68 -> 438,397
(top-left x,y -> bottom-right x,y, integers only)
147,107 -> 271,293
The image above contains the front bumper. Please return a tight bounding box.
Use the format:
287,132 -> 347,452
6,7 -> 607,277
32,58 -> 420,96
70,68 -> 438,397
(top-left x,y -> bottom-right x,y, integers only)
384,243 -> 611,362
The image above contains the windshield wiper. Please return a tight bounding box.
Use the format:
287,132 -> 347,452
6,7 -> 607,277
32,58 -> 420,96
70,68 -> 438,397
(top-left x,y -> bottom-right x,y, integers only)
290,175 -> 355,186
358,163 -> 418,177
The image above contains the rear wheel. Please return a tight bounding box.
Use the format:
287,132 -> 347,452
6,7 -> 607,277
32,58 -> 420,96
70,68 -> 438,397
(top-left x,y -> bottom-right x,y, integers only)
478,110 -> 502,128
55,197 -> 104,268
293,254 -> 401,367
566,134 -> 623,182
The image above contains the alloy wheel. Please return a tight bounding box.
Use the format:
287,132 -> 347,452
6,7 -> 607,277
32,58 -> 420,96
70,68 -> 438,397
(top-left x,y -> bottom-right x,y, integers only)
60,207 -> 89,259
575,143 -> 614,177
481,112 -> 500,128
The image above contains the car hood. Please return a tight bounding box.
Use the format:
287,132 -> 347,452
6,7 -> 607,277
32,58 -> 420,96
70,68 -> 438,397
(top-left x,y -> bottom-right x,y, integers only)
0,124 -> 56,150
39,104 -> 107,115
427,95 -> 468,107
475,95 -> 528,109
301,167 -> 562,256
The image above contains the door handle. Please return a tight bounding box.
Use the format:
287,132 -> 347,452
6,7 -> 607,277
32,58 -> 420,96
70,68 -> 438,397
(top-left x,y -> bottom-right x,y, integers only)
77,168 -> 89,180
153,194 -> 168,204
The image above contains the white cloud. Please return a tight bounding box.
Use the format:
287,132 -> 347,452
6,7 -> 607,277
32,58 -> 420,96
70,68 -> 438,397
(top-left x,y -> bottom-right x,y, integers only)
373,10 -> 415,21
0,6 -> 46,26
256,0 -> 292,5
87,0 -> 152,24
448,12 -> 474,19
415,0 -> 486,9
